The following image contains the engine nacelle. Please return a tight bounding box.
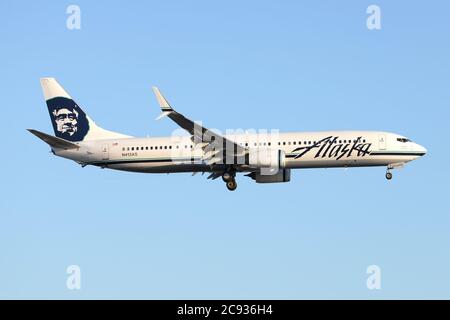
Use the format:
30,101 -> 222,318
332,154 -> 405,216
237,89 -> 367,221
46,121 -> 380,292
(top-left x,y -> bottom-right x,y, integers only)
247,169 -> 291,183
247,149 -> 286,169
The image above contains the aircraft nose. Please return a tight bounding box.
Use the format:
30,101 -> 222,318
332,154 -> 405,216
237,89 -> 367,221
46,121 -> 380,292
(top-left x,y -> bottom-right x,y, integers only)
416,143 -> 427,156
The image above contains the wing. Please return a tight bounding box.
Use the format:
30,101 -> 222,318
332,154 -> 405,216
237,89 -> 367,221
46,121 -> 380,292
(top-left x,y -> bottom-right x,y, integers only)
152,87 -> 247,165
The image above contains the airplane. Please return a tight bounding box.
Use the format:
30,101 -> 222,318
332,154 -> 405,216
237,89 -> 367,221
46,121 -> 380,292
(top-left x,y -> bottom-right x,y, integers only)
28,78 -> 427,191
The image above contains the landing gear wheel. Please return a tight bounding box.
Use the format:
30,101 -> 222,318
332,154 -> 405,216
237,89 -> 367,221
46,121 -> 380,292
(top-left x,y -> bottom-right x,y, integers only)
385,172 -> 393,180
226,179 -> 237,191
222,172 -> 233,182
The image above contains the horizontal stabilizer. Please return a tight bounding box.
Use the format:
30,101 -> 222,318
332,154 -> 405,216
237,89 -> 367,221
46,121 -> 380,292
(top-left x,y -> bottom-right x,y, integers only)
27,129 -> 80,150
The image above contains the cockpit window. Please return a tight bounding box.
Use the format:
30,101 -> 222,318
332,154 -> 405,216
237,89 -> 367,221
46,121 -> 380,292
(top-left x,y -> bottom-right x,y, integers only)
397,138 -> 411,143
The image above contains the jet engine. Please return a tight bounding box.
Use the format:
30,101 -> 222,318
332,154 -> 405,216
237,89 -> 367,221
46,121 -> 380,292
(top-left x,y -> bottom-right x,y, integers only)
246,168 -> 291,183
247,149 -> 286,169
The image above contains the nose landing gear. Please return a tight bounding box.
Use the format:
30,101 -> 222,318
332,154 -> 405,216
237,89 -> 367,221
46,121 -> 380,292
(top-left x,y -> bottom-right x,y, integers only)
385,163 -> 404,180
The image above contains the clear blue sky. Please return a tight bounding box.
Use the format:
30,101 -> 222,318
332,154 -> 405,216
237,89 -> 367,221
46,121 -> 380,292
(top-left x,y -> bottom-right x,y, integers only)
0,0 -> 449,299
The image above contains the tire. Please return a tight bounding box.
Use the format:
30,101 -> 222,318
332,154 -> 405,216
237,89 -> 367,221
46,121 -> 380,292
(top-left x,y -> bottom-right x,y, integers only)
222,172 -> 232,182
226,180 -> 237,191
386,172 -> 393,180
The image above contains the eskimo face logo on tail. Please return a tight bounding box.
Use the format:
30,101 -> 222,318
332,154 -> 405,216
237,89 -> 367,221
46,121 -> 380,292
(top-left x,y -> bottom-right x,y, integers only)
53,108 -> 78,135
46,97 -> 89,141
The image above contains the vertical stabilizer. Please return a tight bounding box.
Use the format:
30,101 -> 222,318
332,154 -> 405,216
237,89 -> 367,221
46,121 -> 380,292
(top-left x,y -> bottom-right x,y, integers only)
40,78 -> 130,141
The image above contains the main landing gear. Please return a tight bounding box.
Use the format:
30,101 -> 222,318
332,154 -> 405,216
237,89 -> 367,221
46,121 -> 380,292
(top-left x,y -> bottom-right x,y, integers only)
226,179 -> 237,191
222,171 -> 237,191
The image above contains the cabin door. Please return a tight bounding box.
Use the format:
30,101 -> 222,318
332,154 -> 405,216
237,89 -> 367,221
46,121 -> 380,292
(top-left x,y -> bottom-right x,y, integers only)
378,134 -> 386,150
102,144 -> 109,160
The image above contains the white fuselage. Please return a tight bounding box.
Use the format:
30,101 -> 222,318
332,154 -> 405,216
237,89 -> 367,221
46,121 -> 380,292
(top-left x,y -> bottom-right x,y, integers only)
55,130 -> 427,174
